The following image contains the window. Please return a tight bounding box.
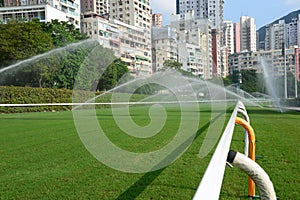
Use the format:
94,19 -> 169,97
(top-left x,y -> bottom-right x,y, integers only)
15,13 -> 25,20
3,14 -> 12,23
40,12 -> 45,20
28,12 -> 38,20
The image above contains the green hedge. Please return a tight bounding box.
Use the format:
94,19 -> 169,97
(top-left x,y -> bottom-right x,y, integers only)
281,98 -> 300,107
0,86 -> 73,113
0,86 -> 148,113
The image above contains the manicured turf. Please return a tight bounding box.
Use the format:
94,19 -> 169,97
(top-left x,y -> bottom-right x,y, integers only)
0,104 -> 299,199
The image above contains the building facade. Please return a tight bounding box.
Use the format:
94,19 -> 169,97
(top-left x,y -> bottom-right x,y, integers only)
212,28 -> 221,76
222,20 -> 234,55
265,20 -> 285,51
176,0 -> 224,78
152,26 -> 177,72
170,12 -> 213,79
228,47 -> 300,81
264,15 -> 300,51
81,0 -> 109,17
152,13 -> 162,27
81,13 -> 152,76
240,16 -> 257,52
220,46 -> 229,77
109,0 -> 152,75
178,43 -> 203,77
0,0 -> 80,28
152,25 -> 209,78
233,22 -> 241,53
176,0 -> 223,29
109,0 -> 151,29
286,17 -> 299,48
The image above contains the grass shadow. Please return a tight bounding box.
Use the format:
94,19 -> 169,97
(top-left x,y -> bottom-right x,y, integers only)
115,109 -> 229,200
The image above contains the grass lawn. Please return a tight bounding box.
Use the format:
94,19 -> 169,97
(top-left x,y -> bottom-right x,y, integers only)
0,104 -> 299,199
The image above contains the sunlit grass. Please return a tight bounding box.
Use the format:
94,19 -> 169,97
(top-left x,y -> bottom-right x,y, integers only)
0,105 -> 299,199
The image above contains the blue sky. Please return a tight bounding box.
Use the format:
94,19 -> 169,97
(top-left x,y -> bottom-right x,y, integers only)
151,0 -> 300,29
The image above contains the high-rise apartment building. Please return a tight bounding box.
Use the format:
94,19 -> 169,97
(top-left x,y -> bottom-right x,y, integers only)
262,14 -> 300,51
109,0 -> 152,74
261,14 -> 300,88
109,0 -> 151,29
152,26 -> 177,72
240,16 -> 257,52
233,22 -> 241,53
176,0 -> 223,29
222,20 -> 234,55
212,29 -> 221,76
286,17 -> 299,48
178,42 -> 203,76
152,13 -> 162,27
176,0 -> 224,77
220,46 -> 229,77
0,0 -> 80,28
81,0 -> 109,17
81,13 -> 152,76
265,20 -> 285,51
170,11 -> 212,79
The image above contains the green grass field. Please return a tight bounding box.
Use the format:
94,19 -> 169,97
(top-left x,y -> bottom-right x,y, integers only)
0,104 -> 299,199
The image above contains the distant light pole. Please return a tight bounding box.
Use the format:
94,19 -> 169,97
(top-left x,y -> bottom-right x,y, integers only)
238,70 -> 242,87
295,64 -> 298,98
282,42 -> 288,99
235,68 -> 242,95
295,46 -> 298,98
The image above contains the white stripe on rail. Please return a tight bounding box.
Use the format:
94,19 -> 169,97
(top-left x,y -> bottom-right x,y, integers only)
0,99 -> 248,107
193,101 -> 244,200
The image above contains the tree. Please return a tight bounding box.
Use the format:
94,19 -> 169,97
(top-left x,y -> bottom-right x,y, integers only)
42,20 -> 88,47
0,19 -> 91,88
97,58 -> 129,91
163,59 -> 182,70
226,69 -> 263,93
162,59 -> 197,77
240,69 -> 259,93
222,76 -> 233,86
1,41 -> 98,88
0,20 -> 53,68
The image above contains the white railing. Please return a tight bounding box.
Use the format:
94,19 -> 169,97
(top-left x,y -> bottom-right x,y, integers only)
193,101 -> 248,199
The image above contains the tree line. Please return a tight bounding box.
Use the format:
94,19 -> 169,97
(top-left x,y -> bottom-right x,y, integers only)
227,69 -> 300,98
0,19 -> 129,91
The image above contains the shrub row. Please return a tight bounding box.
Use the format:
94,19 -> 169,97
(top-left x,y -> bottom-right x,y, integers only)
0,86 -> 148,113
0,86 -> 73,113
281,98 -> 300,107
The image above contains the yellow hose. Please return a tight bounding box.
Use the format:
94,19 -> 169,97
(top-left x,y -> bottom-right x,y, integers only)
235,117 -> 256,197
